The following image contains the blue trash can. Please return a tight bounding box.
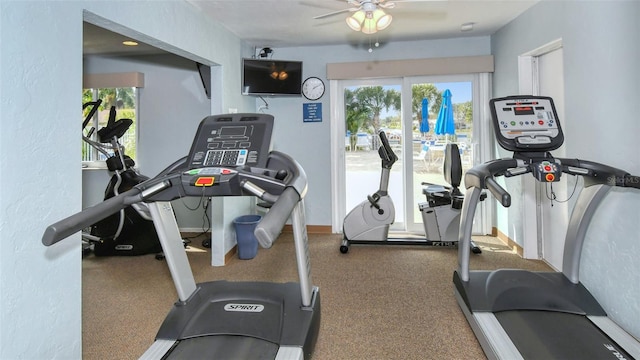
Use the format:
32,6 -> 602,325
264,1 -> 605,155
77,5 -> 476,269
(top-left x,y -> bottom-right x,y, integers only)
233,215 -> 261,260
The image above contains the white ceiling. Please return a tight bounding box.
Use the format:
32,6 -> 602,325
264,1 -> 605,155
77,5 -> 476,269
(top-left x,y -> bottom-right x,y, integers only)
84,0 -> 539,55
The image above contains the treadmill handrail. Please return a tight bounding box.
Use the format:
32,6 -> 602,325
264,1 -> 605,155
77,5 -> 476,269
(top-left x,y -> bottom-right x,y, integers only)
42,151 -> 307,248
459,156 -> 636,283
463,158 -> 518,207
254,187 -> 301,249
463,157 -> 633,205
42,181 -> 169,246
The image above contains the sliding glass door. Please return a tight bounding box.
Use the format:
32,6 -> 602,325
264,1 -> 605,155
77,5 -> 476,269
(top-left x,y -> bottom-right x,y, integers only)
402,75 -> 476,233
332,73 -> 490,236
343,78 -> 405,231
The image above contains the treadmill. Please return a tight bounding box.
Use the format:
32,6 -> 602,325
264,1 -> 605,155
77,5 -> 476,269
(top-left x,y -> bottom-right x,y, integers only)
453,95 -> 640,359
43,113 -> 321,359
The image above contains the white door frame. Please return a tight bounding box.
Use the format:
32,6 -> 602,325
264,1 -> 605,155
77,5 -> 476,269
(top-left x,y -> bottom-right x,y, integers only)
330,74 -> 493,235
517,38 -> 563,260
329,78 -> 402,233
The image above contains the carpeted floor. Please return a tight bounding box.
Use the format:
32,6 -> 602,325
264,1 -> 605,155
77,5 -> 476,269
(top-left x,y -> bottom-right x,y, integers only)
82,233 -> 550,359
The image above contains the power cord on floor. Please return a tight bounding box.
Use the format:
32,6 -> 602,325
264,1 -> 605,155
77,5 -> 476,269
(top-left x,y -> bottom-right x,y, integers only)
181,197 -> 212,247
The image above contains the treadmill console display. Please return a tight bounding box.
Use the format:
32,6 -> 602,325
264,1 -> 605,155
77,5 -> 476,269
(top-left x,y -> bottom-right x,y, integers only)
187,114 -> 274,169
490,96 -> 564,152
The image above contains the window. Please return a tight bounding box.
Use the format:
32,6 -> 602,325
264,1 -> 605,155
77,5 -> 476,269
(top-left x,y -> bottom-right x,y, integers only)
82,87 -> 138,164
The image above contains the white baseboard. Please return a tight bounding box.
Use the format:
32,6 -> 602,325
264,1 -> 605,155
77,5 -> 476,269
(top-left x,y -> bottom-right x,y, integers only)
179,227 -> 211,234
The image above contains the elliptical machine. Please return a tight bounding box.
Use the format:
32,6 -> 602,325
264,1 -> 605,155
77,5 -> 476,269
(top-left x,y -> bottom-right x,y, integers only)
340,129 -> 481,254
82,99 -> 161,256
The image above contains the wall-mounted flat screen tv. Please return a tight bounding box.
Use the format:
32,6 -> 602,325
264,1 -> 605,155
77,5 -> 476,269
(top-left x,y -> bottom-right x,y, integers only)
242,58 -> 302,96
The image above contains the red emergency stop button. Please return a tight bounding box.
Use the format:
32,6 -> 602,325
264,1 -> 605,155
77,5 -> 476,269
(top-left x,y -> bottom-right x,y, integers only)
195,177 -> 215,187
545,173 -> 555,182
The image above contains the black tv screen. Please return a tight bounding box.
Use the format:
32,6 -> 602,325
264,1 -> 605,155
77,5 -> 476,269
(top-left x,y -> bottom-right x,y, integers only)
242,59 -> 302,96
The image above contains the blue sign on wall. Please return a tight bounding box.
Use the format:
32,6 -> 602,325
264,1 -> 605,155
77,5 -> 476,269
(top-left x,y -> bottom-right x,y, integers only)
303,103 -> 322,122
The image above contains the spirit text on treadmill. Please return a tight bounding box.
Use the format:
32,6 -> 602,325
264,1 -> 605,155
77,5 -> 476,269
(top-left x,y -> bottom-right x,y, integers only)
603,344 -> 629,360
224,304 -> 265,312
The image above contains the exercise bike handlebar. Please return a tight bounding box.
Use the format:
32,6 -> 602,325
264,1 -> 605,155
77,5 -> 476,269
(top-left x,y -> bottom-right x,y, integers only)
377,130 -> 398,169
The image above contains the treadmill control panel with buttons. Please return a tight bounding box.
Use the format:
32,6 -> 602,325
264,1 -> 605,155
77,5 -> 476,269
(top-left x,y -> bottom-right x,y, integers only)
532,160 -> 562,182
490,96 -> 564,152
179,113 -> 275,197
187,113 -> 274,169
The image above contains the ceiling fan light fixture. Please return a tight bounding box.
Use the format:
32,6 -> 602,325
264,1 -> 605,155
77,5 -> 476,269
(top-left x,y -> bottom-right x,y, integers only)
376,13 -> 392,30
346,10 -> 366,31
347,8 -> 391,34
361,17 -> 378,34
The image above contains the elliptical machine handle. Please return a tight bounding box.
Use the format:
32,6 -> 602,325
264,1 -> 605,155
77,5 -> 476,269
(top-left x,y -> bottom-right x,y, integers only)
82,99 -> 103,130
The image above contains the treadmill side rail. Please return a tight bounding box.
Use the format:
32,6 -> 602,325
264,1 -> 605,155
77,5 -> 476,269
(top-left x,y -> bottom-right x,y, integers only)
475,313 -> 524,360
589,316 -> 640,359
139,339 -> 176,360
275,346 -> 304,360
454,289 -> 523,360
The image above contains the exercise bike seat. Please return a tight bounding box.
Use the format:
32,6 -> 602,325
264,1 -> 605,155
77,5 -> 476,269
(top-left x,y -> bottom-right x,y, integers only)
443,143 -> 463,197
422,143 -> 464,209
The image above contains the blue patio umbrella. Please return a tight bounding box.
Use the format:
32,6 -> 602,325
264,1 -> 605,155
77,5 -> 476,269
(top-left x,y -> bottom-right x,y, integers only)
420,97 -> 429,134
434,89 -> 456,137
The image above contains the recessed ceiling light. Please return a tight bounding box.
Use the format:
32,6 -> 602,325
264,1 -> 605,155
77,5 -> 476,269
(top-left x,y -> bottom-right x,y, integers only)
461,22 -> 475,32
122,40 -> 138,46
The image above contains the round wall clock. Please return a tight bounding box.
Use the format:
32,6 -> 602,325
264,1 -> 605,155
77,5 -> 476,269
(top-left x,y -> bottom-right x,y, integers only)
302,76 -> 325,101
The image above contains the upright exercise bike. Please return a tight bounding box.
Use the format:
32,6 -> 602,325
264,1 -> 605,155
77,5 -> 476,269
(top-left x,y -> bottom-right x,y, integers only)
82,99 -> 161,256
340,129 -> 481,254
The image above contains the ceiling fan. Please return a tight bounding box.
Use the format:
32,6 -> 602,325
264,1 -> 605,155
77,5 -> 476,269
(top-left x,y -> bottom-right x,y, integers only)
313,0 -> 440,35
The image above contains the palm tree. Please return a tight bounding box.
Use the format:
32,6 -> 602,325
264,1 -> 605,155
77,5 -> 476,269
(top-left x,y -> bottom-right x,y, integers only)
344,88 -> 373,150
411,84 -> 442,118
355,86 -> 401,131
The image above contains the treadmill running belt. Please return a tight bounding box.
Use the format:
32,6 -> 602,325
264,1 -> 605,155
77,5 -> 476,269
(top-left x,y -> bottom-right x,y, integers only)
496,311 -> 633,360
165,335 -> 279,359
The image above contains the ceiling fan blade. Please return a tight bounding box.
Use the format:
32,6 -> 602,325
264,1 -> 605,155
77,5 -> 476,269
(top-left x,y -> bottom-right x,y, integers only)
313,7 -> 359,19
385,0 -> 447,4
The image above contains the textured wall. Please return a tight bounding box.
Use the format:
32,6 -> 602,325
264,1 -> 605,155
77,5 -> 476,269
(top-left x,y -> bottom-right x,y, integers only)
0,0 -> 247,358
1,1 -> 83,358
491,0 -> 640,338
